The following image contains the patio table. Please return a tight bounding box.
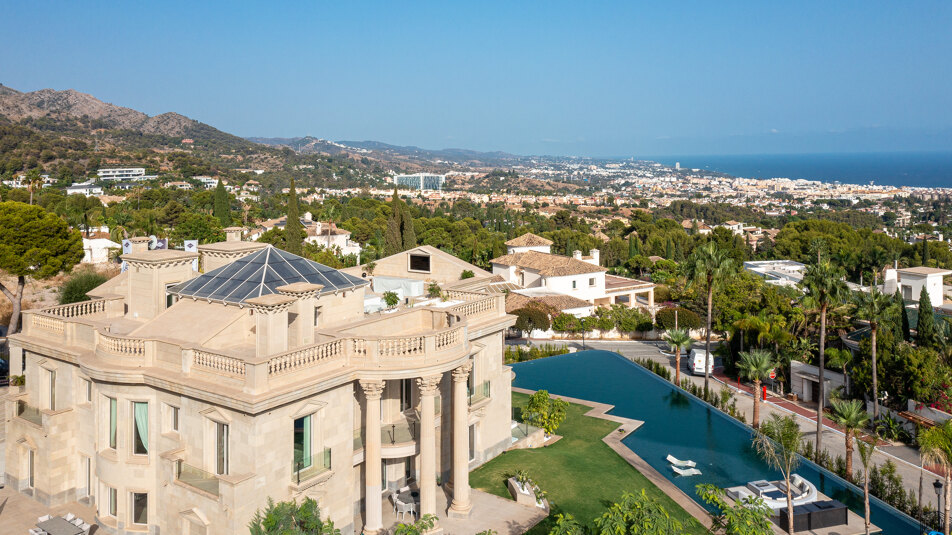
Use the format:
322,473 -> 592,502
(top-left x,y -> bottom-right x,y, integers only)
37,517 -> 84,535
397,489 -> 420,504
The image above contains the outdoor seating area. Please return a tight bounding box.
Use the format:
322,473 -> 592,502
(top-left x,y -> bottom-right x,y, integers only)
31,513 -> 92,535
727,474 -> 818,511
387,485 -> 419,522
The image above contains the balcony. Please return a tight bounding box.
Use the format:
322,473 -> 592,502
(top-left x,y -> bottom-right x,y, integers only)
16,400 -> 42,426
469,381 -> 491,406
293,447 -> 332,484
176,460 -> 220,497
353,420 -> 420,453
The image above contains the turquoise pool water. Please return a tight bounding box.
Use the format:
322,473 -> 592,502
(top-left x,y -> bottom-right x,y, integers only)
511,350 -> 923,534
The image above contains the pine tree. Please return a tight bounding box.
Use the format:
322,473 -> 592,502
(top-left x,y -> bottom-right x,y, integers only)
922,236 -> 931,266
917,285 -> 936,347
213,179 -> 230,227
895,290 -> 911,342
384,189 -> 404,256
284,179 -> 304,255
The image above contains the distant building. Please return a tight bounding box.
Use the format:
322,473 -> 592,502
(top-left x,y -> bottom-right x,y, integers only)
884,266 -> 952,305
394,173 -> 446,191
97,168 -> 155,181
743,260 -> 807,287
66,182 -> 104,196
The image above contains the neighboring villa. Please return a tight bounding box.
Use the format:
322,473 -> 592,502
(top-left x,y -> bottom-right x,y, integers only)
6,235 -> 515,534
489,233 -> 655,317
254,212 -> 363,257
743,260 -> 807,287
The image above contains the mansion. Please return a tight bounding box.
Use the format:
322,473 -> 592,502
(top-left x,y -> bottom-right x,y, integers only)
5,234 -> 514,534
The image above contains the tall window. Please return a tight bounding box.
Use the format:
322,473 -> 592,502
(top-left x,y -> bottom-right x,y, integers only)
108,397 -> 117,449
216,422 -> 229,475
47,369 -> 56,411
314,306 -> 322,327
293,415 -> 312,470
28,449 -> 35,489
132,402 -> 148,455
170,406 -> 179,432
400,379 -> 412,412
131,492 -> 148,525
108,487 -> 117,517
468,424 -> 476,462
82,379 -> 92,403
589,277 -> 595,287
572,280 -> 577,289
82,457 -> 91,498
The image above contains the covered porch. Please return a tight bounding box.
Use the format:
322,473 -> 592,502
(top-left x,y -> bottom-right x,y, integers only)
604,275 -> 656,318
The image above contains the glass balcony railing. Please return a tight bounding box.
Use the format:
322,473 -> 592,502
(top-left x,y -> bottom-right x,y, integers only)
354,428 -> 364,451
293,447 -> 331,484
353,420 -> 420,452
16,400 -> 42,426
468,381 -> 491,406
176,460 -> 220,497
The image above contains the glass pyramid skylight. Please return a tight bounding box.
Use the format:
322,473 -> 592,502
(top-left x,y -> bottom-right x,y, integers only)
169,246 -> 367,304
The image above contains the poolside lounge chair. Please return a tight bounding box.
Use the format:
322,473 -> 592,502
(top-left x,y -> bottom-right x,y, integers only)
671,465 -> 701,476
666,454 -> 697,468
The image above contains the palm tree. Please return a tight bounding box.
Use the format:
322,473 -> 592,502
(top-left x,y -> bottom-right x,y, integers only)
732,312 -> 768,353
856,437 -> 877,535
829,398 -> 870,483
663,328 -> 692,385
800,258 -> 849,461
26,169 -> 43,205
921,421 -> 952,535
854,284 -> 896,422
754,414 -> 804,535
685,241 -> 735,397
737,350 -> 776,429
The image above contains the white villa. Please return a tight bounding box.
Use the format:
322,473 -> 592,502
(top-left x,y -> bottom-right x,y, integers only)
489,233 -> 655,316
6,234 -> 516,534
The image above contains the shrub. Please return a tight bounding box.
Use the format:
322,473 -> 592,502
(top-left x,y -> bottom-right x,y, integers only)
59,271 -> 108,304
460,269 -> 475,279
653,284 -> 672,303
512,306 -> 552,335
504,343 -> 568,363
525,389 -> 569,436
655,307 -> 701,331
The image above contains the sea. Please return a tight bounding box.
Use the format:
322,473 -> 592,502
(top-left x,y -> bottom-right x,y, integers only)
649,151 -> 952,189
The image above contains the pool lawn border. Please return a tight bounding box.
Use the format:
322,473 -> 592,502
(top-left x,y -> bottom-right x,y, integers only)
512,386 -> 714,530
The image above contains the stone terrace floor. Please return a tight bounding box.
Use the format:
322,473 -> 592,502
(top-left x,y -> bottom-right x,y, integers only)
0,486 -> 99,534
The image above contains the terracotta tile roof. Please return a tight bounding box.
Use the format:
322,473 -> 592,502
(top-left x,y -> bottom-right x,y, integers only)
506,292 -> 593,313
490,250 -> 606,276
505,232 -> 553,247
898,266 -> 952,276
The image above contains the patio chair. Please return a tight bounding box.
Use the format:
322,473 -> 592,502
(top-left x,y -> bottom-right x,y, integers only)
665,454 -> 696,468
388,492 -> 398,513
80,522 -> 92,534
37,515 -> 52,522
671,465 -> 701,477
71,517 -> 84,526
64,513 -> 76,521
396,500 -> 415,521
29,529 -> 47,535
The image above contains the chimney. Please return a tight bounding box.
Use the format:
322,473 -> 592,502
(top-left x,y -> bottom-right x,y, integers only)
590,249 -> 600,266
277,282 -> 323,348
224,227 -> 243,242
573,250 -> 582,260
303,211 -> 313,222
245,294 -> 296,358
129,236 -> 151,253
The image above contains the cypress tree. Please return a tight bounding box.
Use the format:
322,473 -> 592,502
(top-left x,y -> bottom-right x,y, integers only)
384,189 -> 403,256
917,285 -> 935,347
922,236 -> 930,266
894,290 -> 911,342
674,240 -> 684,263
628,234 -> 638,259
665,236 -> 674,260
213,179 -> 230,227
691,220 -> 699,235
285,179 -> 304,255
401,201 -> 416,251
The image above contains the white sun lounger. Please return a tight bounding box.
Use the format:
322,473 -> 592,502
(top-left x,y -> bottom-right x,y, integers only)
666,454 -> 697,468
671,465 -> 701,476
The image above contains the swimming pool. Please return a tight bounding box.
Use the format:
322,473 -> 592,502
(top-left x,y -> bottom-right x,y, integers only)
511,350 -> 923,534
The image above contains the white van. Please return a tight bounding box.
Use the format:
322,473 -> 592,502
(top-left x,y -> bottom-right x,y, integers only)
690,348 -> 714,376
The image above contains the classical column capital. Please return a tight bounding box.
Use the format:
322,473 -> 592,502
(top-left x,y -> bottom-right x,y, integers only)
416,374 -> 442,396
359,379 -> 386,400
451,362 -> 473,384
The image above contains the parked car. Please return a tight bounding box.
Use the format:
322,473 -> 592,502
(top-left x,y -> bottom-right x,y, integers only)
690,348 -> 714,376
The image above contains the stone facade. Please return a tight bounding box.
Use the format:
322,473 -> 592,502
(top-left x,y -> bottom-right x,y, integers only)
5,241 -> 515,534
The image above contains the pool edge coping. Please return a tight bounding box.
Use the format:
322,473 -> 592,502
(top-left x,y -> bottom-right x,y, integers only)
512,386 -> 715,530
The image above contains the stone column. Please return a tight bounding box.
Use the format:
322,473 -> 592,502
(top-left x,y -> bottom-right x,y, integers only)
416,374 -> 441,520
448,362 -> 473,518
360,379 -> 386,535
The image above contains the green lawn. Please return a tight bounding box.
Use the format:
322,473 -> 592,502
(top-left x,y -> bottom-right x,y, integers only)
470,393 -> 708,534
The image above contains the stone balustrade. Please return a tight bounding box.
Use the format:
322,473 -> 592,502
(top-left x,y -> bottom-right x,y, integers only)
98,333 -> 146,357
194,349 -> 247,377
42,298 -> 108,318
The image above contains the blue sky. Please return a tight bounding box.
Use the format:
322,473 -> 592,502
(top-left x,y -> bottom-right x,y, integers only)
4,1 -> 951,157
